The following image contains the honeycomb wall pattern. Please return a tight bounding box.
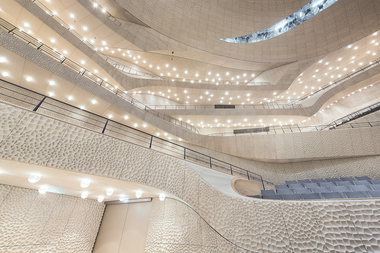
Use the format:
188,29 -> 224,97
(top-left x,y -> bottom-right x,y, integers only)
1,102 -> 380,252
0,184 -> 105,253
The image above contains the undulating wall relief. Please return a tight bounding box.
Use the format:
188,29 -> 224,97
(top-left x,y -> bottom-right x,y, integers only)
1,102 -> 380,252
0,184 -> 104,253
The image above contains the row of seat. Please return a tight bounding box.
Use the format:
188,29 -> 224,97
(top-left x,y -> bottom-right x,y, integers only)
285,176 -> 374,185
264,191 -> 380,200
266,184 -> 380,196
260,176 -> 380,200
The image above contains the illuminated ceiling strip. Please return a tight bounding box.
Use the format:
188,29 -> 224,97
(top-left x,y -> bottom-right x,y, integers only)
220,0 -> 339,44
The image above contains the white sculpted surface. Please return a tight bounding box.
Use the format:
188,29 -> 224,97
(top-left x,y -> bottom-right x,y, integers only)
0,184 -> 104,252
1,102 -> 380,252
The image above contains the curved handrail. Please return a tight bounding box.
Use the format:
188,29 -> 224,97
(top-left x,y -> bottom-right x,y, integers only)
0,16 -> 200,134
207,120 -> 380,136
146,103 -> 303,110
292,56 -> 380,105
0,78 -> 273,189
321,101 -> 380,130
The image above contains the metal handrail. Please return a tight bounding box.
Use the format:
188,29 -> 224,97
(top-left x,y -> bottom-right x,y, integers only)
102,56 -> 160,79
0,79 -> 272,189
31,0 -> 160,80
0,17 -> 200,134
161,76 -> 271,86
33,0 -> 272,87
146,103 -> 303,110
321,101 -> 380,130
207,121 -> 380,136
293,57 -> 380,104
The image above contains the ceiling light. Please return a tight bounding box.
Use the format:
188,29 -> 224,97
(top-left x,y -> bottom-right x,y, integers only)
119,195 -> 128,202
159,194 -> 165,201
97,196 -> 104,202
48,92 -> 54,97
106,188 -> 114,196
68,95 -> 73,100
184,70 -> 188,74
81,191 -> 88,199
165,64 -> 169,67
28,174 -> 41,183
102,8 -> 106,13
0,57 -> 6,63
26,76 -> 33,82
38,185 -> 48,194
52,11 -> 57,15
2,72 -> 9,77
81,60 -> 85,64
135,190 -> 142,198
80,179 -> 91,188
143,124 -> 147,128
50,38 -> 56,43
134,123 -> 138,128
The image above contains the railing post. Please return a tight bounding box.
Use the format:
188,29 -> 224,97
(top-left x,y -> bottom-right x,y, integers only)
247,171 -> 250,180
230,165 -> 233,175
149,136 -> 153,148
33,96 -> 46,111
184,148 -> 186,160
102,119 -> 109,134
261,177 -> 265,190
210,157 -> 212,168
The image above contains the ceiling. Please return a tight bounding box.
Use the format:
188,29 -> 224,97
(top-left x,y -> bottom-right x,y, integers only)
0,0 -> 379,135
115,0 -> 380,62
0,158 -> 173,201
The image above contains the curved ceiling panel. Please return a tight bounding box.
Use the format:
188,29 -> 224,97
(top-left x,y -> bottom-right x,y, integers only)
115,0 -> 380,63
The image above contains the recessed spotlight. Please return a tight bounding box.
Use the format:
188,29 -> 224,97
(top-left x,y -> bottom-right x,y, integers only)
135,190 -> 142,198
38,185 -> 48,194
91,99 -> 96,104
26,76 -> 33,82
106,188 -> 114,196
159,194 -> 165,201
68,95 -> 73,100
81,191 -> 88,199
97,196 -> 104,202
2,72 -> 9,77
80,179 -> 91,188
28,174 -> 41,183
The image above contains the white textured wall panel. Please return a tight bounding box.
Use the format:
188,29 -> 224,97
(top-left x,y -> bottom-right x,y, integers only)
0,185 -> 104,252
1,102 -> 380,252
